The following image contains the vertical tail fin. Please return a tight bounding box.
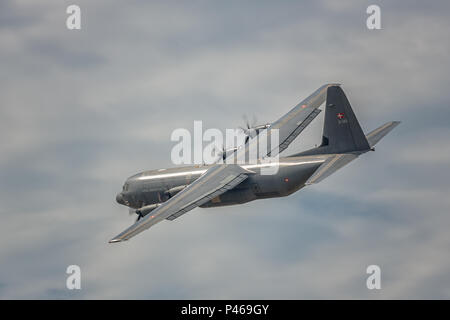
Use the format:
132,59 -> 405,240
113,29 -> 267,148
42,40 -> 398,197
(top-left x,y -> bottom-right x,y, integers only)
317,86 -> 370,154
290,85 -> 400,158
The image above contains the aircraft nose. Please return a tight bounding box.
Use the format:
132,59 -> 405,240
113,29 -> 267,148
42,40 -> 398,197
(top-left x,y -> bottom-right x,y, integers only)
116,192 -> 125,205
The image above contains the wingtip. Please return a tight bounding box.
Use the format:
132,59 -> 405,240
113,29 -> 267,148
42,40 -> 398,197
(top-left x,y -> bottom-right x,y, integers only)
389,121 -> 401,128
109,238 -> 122,244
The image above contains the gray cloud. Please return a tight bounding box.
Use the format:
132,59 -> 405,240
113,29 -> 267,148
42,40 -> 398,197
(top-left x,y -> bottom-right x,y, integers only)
1,0 -> 450,299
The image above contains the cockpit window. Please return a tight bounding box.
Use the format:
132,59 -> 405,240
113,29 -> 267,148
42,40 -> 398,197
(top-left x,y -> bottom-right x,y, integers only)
123,183 -> 129,191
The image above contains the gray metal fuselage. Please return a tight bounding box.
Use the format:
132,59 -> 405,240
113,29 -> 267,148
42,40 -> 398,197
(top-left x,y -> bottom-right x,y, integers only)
117,155 -> 329,210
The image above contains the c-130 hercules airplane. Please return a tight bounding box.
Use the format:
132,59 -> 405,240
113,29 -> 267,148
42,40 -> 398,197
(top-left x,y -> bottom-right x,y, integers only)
110,84 -> 400,243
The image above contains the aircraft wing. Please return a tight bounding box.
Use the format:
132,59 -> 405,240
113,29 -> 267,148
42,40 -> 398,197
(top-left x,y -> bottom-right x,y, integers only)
305,153 -> 359,185
235,83 -> 338,162
365,121 -> 401,148
109,164 -> 254,243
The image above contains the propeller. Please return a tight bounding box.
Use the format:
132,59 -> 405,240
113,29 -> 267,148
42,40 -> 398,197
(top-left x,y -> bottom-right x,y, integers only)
238,115 -> 254,144
128,204 -> 161,222
212,144 -> 227,162
135,212 -> 144,222
238,114 -> 270,144
128,208 -> 143,222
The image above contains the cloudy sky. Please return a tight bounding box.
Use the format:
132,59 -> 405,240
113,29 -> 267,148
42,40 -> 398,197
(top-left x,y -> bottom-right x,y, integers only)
1,0 -> 450,299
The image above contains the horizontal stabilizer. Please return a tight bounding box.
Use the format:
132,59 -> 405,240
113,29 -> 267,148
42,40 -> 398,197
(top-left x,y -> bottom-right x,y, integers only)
305,153 -> 358,185
366,121 -> 401,148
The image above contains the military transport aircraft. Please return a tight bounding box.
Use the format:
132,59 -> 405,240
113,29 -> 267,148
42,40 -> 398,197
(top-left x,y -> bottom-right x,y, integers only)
110,84 -> 400,243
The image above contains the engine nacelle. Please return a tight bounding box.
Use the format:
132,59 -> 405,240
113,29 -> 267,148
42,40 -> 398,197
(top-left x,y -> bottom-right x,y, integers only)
164,185 -> 187,197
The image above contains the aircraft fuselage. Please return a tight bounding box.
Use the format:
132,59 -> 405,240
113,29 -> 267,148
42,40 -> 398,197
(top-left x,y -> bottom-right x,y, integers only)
116,155 -> 328,210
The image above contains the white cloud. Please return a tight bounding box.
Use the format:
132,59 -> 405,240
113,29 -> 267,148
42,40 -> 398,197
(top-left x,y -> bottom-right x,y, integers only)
1,0 -> 450,299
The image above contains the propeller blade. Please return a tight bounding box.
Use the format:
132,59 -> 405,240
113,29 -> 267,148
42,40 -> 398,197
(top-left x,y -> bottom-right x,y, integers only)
242,114 -> 251,129
135,212 -> 143,222
251,114 -> 257,128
